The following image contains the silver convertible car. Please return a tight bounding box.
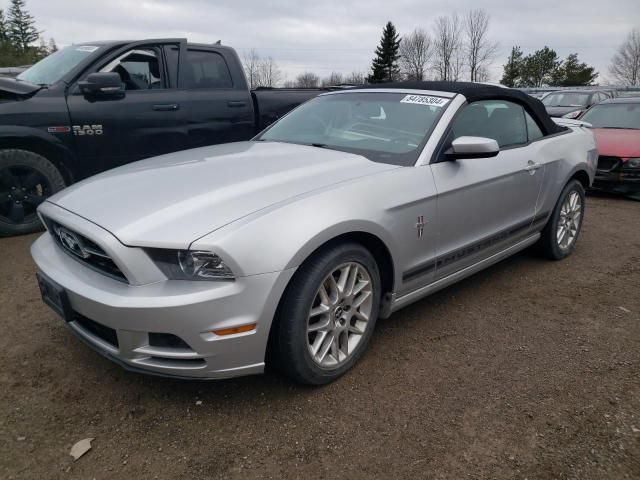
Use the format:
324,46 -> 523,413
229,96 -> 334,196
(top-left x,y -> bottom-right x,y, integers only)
31,82 -> 597,384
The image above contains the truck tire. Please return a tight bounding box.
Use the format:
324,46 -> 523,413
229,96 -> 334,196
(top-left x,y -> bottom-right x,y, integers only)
0,149 -> 66,237
274,242 -> 381,385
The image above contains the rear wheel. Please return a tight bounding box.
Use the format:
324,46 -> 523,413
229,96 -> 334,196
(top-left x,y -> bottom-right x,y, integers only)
275,242 -> 381,385
0,149 -> 65,237
539,179 -> 585,260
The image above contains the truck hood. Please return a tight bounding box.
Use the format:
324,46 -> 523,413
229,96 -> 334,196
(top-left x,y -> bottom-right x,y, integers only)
592,128 -> 640,158
0,76 -> 41,96
47,141 -> 397,248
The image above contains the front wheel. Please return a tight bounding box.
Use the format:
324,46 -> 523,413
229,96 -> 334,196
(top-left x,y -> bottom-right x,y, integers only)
0,149 -> 66,237
275,242 -> 381,385
539,179 -> 586,260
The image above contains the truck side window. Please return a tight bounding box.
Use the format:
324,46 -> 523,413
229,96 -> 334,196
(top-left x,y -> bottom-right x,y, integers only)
101,48 -> 163,90
184,50 -> 233,89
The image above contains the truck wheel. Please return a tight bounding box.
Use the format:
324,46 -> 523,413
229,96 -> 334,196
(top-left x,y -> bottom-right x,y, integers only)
275,242 -> 381,385
0,149 -> 66,237
539,179 -> 585,260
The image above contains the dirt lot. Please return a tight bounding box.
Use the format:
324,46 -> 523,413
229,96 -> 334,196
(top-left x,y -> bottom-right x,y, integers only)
1,195 -> 639,480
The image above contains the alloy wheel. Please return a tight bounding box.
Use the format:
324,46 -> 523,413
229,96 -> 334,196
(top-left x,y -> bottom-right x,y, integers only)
0,165 -> 49,224
556,191 -> 582,250
306,262 -> 373,368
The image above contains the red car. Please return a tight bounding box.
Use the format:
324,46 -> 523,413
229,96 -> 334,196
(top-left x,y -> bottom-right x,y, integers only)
579,97 -> 640,199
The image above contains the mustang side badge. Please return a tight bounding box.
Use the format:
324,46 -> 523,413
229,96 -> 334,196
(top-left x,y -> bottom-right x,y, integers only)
415,216 -> 427,239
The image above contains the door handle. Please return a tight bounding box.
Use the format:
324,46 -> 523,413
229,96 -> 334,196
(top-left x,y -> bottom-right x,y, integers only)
227,101 -> 247,108
152,104 -> 180,111
525,161 -> 542,175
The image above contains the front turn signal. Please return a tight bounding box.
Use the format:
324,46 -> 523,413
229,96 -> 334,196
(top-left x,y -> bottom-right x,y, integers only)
212,324 -> 256,336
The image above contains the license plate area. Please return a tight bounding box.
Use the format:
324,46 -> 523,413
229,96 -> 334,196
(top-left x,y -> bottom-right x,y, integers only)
36,272 -> 72,322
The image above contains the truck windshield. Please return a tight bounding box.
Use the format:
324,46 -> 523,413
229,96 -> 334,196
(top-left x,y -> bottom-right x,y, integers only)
17,45 -> 101,86
257,91 -> 451,166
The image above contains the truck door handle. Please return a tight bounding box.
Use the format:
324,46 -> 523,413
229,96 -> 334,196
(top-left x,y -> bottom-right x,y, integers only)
525,161 -> 542,174
227,101 -> 247,108
152,104 -> 180,111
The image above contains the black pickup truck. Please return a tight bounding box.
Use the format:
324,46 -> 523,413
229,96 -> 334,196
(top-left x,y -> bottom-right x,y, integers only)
0,39 -> 325,236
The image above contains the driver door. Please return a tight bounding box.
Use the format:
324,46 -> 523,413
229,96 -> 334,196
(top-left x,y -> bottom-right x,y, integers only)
66,41 -> 187,176
430,100 -> 544,280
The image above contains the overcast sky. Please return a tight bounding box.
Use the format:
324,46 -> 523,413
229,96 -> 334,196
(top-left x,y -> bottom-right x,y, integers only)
15,0 -> 640,83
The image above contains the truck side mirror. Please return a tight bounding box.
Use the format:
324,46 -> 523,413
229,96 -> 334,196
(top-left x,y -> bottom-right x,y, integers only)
78,72 -> 124,96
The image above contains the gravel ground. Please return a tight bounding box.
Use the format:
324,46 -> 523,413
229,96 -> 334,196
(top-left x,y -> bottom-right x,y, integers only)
1,195 -> 639,480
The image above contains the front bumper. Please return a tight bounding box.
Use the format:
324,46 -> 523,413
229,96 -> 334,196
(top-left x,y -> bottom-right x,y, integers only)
592,169 -> 640,196
31,231 -> 295,380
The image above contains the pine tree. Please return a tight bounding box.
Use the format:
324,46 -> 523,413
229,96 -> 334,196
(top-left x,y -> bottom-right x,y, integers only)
48,37 -> 58,53
8,0 -> 39,52
552,53 -> 598,86
500,46 -> 523,87
0,9 -> 9,43
368,22 -> 401,83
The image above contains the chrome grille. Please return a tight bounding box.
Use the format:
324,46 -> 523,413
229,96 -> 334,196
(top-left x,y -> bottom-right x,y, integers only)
597,156 -> 620,172
45,219 -> 128,283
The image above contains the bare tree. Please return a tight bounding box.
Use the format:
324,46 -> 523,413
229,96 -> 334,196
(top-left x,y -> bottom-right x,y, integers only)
432,13 -> 463,81
463,9 -> 498,82
610,27 -> 640,86
295,72 -> 320,88
243,49 -> 261,89
344,71 -> 365,85
243,49 -> 283,88
399,28 -> 432,80
321,71 -> 344,86
256,56 -> 282,87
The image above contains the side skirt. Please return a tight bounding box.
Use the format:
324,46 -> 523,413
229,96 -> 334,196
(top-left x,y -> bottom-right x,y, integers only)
386,233 -> 540,316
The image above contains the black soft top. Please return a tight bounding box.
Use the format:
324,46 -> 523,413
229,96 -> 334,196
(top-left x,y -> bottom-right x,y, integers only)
356,81 -> 566,135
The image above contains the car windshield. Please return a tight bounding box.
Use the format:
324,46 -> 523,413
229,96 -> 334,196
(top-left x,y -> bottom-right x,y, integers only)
17,45 -> 101,86
580,103 -> 640,129
257,92 -> 450,166
542,92 -> 591,107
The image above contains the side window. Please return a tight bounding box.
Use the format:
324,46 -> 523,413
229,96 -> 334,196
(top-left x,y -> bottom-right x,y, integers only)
183,50 -> 233,89
101,47 -> 163,90
450,100 -> 527,149
525,111 -> 544,141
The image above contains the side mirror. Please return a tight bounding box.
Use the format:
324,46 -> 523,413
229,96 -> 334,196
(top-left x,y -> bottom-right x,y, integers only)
78,72 -> 124,96
445,136 -> 499,160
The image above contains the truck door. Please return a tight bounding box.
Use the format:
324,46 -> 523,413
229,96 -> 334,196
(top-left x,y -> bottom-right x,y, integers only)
178,47 -> 255,148
66,40 -> 187,176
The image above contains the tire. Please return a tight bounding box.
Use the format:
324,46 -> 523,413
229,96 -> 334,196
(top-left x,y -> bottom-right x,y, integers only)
539,179 -> 586,260
0,149 -> 66,237
274,242 -> 381,385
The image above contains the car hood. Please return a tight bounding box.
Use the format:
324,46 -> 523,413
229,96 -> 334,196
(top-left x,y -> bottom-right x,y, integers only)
0,76 -> 41,96
47,141 -> 397,248
592,128 -> 640,158
545,106 -> 585,117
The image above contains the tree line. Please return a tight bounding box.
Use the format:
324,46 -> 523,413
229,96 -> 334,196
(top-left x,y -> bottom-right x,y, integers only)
0,0 -> 56,68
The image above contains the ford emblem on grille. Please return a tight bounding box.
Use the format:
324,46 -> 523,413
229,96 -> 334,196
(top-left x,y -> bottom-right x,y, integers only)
55,226 -> 90,259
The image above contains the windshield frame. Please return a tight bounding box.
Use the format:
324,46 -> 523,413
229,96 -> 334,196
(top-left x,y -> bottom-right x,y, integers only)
255,89 -> 456,167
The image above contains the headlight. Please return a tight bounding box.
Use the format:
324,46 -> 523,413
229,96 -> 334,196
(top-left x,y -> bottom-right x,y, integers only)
562,110 -> 583,119
147,249 -> 235,280
626,158 -> 640,168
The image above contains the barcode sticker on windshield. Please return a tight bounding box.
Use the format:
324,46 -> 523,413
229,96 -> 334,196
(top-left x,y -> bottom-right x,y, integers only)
76,46 -> 99,52
400,95 -> 449,107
